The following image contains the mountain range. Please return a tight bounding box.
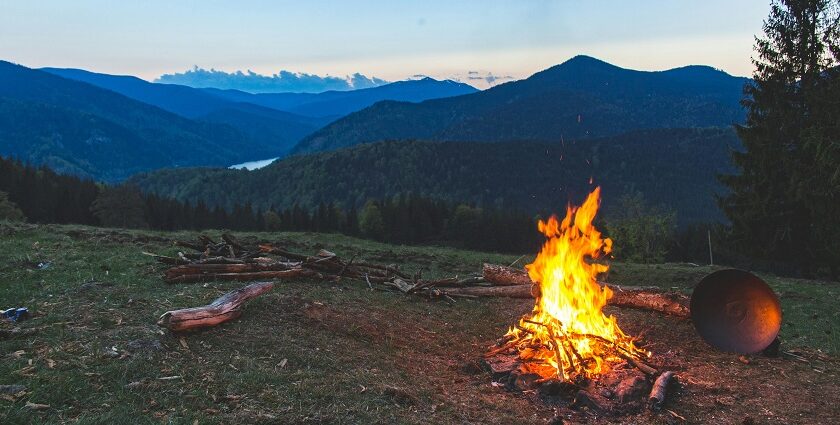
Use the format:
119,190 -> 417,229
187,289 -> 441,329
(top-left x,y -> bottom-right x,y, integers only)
1,55 -> 749,222
0,60 -> 283,181
292,55 -> 749,155
0,62 -> 474,180
200,78 -> 478,118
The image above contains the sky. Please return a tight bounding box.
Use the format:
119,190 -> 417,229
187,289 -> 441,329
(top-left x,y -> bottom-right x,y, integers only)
0,1 -> 771,88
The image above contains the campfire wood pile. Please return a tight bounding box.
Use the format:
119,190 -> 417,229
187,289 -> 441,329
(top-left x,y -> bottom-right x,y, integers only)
147,233 -> 681,414
146,234 -> 690,323
484,330 -> 678,415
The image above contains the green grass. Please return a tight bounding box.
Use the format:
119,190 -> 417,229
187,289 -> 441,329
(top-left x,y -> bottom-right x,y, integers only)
0,222 -> 837,424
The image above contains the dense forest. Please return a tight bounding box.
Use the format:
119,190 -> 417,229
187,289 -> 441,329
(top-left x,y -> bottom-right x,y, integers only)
1,154 -> 727,262
130,128 -> 740,224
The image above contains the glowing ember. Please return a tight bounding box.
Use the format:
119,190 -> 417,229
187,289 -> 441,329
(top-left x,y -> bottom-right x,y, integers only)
500,187 -> 647,381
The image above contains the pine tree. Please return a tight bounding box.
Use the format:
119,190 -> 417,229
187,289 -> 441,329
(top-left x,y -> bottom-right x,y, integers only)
90,185 -> 149,229
720,0 -> 839,274
0,191 -> 25,222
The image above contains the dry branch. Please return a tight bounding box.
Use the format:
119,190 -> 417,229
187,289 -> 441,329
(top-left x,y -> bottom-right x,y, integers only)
157,281 -> 275,331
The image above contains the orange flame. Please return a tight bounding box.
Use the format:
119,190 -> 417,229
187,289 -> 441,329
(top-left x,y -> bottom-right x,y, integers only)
503,187 -> 645,380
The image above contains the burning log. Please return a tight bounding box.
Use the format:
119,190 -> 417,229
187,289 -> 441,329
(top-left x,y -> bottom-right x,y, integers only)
441,281 -> 690,318
157,281 -> 274,331
648,371 -> 676,410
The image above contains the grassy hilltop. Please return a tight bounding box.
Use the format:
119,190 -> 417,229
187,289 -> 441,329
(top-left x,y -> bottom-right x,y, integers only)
1,222 -> 837,424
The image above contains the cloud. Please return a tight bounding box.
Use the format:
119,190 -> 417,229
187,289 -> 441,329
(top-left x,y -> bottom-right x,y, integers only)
464,71 -> 514,86
154,66 -> 388,93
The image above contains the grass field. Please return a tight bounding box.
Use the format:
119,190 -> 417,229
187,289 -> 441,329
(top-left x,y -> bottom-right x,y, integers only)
1,222 -> 837,424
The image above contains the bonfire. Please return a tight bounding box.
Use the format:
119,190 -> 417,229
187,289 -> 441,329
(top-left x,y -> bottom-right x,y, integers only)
499,187 -> 649,382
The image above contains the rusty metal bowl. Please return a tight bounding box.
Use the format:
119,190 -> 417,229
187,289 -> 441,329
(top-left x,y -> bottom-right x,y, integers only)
690,269 -> 782,354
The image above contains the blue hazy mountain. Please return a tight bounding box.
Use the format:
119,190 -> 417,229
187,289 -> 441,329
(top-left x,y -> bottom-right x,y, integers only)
41,67 -> 331,154
292,55 -> 749,154
200,77 -> 479,118
0,61 -> 301,181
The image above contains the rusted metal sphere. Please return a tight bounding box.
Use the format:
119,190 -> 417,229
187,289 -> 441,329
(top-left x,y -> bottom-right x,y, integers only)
690,269 -> 782,354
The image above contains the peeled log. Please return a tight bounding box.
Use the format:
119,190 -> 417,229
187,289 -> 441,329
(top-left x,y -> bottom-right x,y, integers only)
482,263 -> 533,286
158,281 -> 274,331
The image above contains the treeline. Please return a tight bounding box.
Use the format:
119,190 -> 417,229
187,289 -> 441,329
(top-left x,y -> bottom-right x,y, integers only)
0,154 -> 811,270
0,155 -> 542,252
0,156 -> 258,230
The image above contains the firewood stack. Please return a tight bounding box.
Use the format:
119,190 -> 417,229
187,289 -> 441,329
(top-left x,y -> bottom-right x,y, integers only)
144,234 -> 505,298
145,234 -> 691,313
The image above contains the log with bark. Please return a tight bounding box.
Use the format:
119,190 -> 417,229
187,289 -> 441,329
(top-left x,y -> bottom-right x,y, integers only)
482,263 -> 533,286
157,281 -> 275,331
648,370 -> 676,410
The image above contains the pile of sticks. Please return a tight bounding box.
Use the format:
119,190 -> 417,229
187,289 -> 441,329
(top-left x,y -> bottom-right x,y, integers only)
147,234 -> 690,331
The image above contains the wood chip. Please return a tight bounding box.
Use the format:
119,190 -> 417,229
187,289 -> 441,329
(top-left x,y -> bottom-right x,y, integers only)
25,401 -> 50,410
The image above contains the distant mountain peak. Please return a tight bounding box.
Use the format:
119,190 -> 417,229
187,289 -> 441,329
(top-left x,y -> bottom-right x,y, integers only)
559,55 -> 621,70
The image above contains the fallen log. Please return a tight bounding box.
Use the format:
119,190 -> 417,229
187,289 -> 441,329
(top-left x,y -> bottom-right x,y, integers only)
476,264 -> 691,318
441,282 -> 690,318
164,268 -> 315,284
609,289 -> 690,318
442,285 -> 535,298
482,263 -> 533,286
157,281 -> 274,331
164,262 -> 299,278
648,371 -> 676,410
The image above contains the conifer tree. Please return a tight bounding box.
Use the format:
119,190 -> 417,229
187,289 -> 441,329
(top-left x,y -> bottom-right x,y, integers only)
721,0 -> 839,274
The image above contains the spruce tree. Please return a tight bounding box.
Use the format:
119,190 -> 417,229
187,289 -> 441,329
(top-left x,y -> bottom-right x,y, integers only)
721,0 -> 839,274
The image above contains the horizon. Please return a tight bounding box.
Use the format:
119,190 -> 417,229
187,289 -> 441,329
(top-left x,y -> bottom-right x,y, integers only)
1,1 -> 768,89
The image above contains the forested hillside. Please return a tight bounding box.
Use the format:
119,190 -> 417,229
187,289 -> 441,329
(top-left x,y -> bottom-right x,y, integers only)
130,127 -> 740,224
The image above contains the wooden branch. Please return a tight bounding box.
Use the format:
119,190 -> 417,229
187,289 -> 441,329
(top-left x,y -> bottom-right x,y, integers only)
648,371 -> 676,410
164,268 -> 315,284
482,263 -> 533,286
157,281 -> 274,331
